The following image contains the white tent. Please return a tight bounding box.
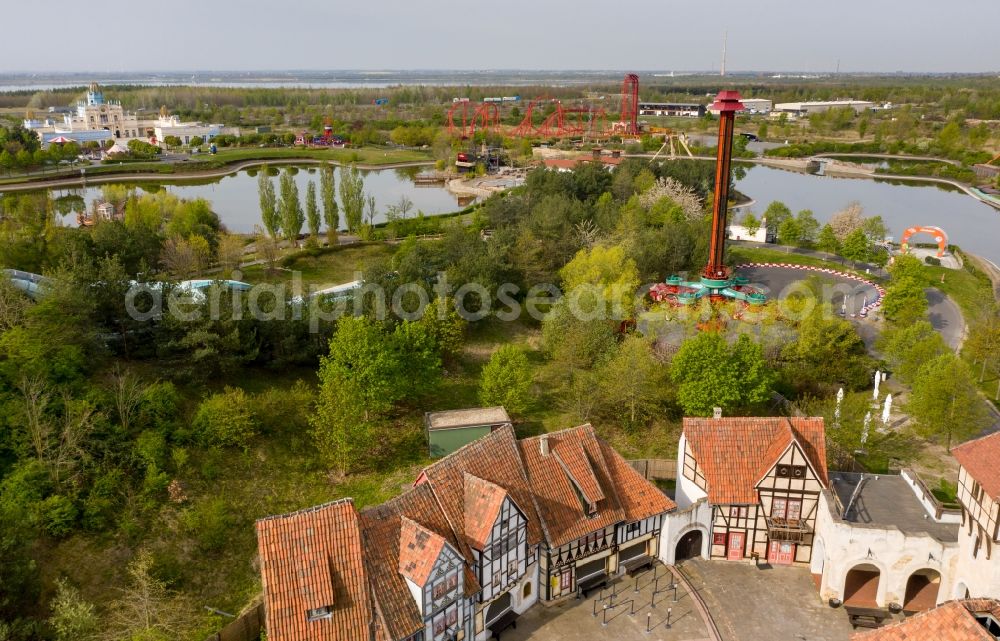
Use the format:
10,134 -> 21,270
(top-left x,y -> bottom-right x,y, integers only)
105,142 -> 129,156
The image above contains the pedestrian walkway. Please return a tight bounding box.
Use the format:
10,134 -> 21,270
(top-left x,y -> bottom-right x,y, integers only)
504,563 -> 711,641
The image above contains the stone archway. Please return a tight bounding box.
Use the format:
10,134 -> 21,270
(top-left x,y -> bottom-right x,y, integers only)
675,529 -> 704,562
903,568 -> 941,613
844,563 -> 881,607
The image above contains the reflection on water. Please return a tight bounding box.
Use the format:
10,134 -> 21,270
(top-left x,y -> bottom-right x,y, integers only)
23,165 -> 468,234
734,165 -> 1000,264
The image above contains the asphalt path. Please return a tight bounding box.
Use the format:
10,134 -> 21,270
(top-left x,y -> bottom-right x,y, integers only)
925,287 -> 965,351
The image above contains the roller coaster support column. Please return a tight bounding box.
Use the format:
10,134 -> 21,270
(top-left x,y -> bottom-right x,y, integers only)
704,90 -> 744,282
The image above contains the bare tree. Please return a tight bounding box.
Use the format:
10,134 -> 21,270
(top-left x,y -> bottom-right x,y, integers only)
0,277 -> 29,331
216,234 -> 246,274
18,377 -> 98,486
103,549 -> 189,641
397,194 -> 414,220
112,366 -> 145,433
160,236 -> 197,279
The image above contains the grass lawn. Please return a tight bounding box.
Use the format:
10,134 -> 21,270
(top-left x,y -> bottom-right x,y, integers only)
728,245 -> 883,280
240,243 -> 397,289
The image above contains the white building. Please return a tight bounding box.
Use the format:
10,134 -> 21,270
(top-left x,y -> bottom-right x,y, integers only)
952,432 -> 1000,600
774,100 -> 874,115
728,215 -> 768,243
152,115 -> 225,146
709,98 -> 772,115
26,83 -> 140,145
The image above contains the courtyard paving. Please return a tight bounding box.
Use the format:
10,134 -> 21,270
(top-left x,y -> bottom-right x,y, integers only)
681,559 -> 856,641
502,563 -> 712,641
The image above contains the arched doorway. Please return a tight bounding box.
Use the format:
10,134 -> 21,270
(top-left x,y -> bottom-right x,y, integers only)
675,530 -> 703,562
954,581 -> 971,600
903,569 -> 941,612
844,563 -> 881,607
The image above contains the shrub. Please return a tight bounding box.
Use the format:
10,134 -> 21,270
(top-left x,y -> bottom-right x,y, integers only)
181,497 -> 233,553
192,387 -> 258,449
479,345 -> 532,416
924,256 -> 941,266
39,495 -> 77,537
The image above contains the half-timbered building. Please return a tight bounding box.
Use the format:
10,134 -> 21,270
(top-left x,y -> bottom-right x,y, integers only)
256,423 -> 676,641
674,417 -> 828,566
952,432 -> 1000,600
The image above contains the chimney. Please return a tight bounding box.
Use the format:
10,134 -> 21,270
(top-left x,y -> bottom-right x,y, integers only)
713,407 -> 723,419
539,434 -> 550,457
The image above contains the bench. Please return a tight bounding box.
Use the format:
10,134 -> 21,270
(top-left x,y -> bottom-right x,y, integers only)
577,572 -> 609,599
487,610 -> 518,640
621,555 -> 655,576
845,605 -> 890,629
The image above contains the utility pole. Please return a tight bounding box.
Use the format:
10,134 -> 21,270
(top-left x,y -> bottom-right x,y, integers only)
721,30 -> 728,77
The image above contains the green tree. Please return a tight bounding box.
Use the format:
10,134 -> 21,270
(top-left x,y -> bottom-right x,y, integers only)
48,579 -> 98,641
596,334 -> 665,427
879,321 -> 947,383
840,228 -> 872,264
783,304 -> 874,391
816,224 -> 841,254
757,122 -> 769,140
763,200 -> 792,236
339,164 -> 366,234
777,217 -> 802,247
909,354 -> 990,451
795,209 -> 820,246
279,168 -> 304,244
559,243 -> 640,319
740,212 -> 761,237
257,165 -> 279,238
320,163 -> 338,244
671,333 -> 774,416
188,136 -> 203,147
192,387 -> 258,450
305,180 -> 320,241
104,549 -> 189,641
479,345 -> 533,416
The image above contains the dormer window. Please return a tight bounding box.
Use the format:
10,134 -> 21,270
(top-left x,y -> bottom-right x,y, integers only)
306,606 -> 333,621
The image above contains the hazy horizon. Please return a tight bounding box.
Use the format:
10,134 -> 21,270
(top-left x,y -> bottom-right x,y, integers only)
1,0 -> 998,75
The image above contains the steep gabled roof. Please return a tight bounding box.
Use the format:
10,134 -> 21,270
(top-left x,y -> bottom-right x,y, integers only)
398,516 -> 447,587
418,425 -> 544,560
255,499 -> 373,641
850,599 -> 1000,641
553,441 -> 606,505
463,474 -> 509,551
599,440 -> 677,523
518,424 -> 626,547
953,431 -> 1000,500
358,484 -> 478,641
682,417 -> 828,505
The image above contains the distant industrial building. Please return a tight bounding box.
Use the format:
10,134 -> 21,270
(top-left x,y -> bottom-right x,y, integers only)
638,102 -> 705,118
774,100 -> 874,115
709,98 -> 772,115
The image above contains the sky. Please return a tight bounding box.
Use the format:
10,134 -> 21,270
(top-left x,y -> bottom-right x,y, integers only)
2,0 -> 999,74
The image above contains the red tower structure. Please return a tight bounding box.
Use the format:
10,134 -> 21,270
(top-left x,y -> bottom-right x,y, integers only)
650,90 -> 767,308
704,90 -> 742,281
620,73 -> 640,135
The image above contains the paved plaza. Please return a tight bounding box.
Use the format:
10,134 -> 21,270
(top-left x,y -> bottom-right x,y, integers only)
681,559 -> 856,641
502,563 -> 712,641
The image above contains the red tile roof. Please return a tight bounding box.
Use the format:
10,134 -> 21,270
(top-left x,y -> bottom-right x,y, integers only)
256,499 -> 374,641
553,441 -> 606,505
519,425 -> 626,547
398,516 -> 447,587
953,432 -> 1000,500
418,425 -> 544,560
463,474 -> 508,551
682,417 -> 828,505
851,599 -> 1000,641
599,440 -> 677,523
358,483 -> 478,641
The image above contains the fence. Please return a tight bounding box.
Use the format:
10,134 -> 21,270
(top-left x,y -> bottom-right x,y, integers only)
626,459 -> 677,481
204,603 -> 264,641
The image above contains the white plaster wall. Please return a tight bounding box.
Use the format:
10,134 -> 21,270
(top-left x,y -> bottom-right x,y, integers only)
659,499 -> 713,565
675,433 -> 707,509
814,492 -> 959,607
512,561 -> 540,614
900,469 -> 962,524
953,526 -> 1000,598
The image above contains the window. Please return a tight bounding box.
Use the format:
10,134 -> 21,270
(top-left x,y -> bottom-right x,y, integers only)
713,533 -> 726,546
446,606 -> 458,626
433,581 -> 448,600
730,506 -> 740,518
446,573 -> 458,592
508,559 -> 518,575
740,506 -> 749,518
306,606 -> 332,621
523,582 -> 532,599
627,522 -> 641,534
493,570 -> 502,587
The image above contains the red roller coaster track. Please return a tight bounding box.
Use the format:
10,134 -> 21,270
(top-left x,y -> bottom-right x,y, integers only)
621,73 -> 639,135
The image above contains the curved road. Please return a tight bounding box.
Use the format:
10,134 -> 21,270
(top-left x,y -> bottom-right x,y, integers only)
926,287 -> 966,351
812,152 -> 962,166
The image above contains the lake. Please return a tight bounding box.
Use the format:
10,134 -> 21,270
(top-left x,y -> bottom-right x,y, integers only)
36,165 -> 468,233
733,165 -> 1000,266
